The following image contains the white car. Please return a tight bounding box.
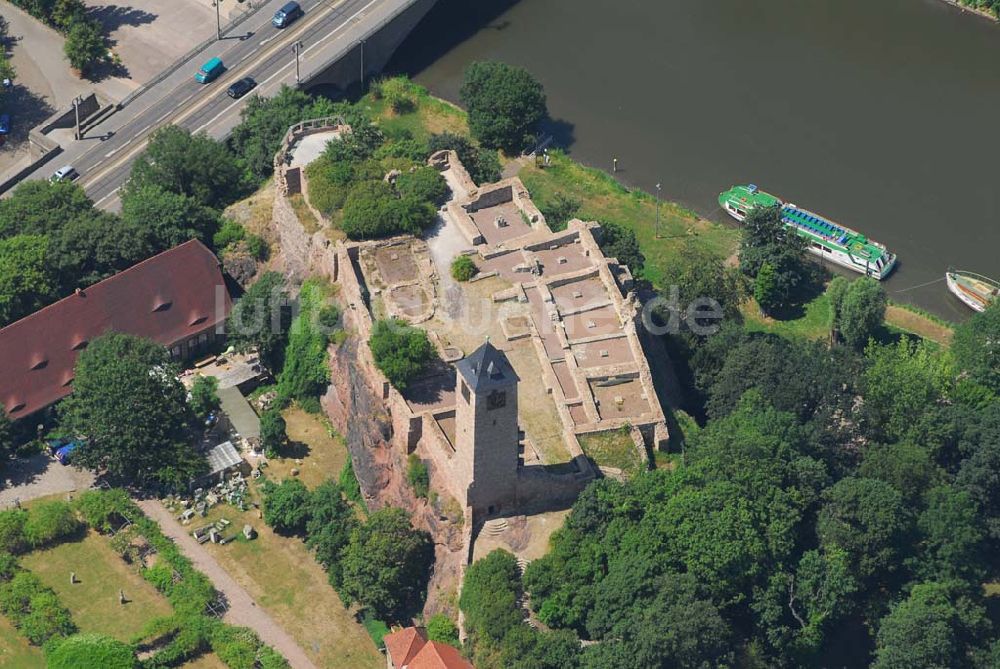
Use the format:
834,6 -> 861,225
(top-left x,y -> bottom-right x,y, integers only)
51,165 -> 80,182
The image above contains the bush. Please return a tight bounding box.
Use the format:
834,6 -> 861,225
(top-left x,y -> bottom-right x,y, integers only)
340,181 -> 437,240
0,552 -> 18,581
0,571 -> 76,645
369,319 -> 435,390
213,219 -> 246,249
380,77 -> 417,114
427,613 -> 460,647
407,455 -> 429,499
276,280 -> 332,406
45,633 -> 138,669
245,234 -> 269,261
210,624 -> 288,669
262,479 -> 311,536
0,509 -> 27,554
450,255 -> 478,282
427,132 -> 501,185
23,501 -> 81,549
141,563 -> 175,595
189,375 -> 220,421
396,167 -> 449,206
538,192 -> 580,231
339,458 -> 363,506
74,489 -> 135,533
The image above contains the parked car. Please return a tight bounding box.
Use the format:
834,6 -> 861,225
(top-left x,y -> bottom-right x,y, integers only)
55,442 -> 80,465
50,165 -> 80,182
227,76 -> 257,99
272,1 -> 303,28
0,114 -> 10,135
195,57 -> 225,84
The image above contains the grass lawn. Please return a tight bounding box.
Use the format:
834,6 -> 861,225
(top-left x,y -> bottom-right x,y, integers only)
362,79 -> 468,143
518,152 -> 740,288
19,530 -> 173,642
0,613 -> 43,668
578,429 -> 645,476
885,304 -> 953,347
181,653 -> 228,669
742,292 -> 832,342
198,502 -> 382,669
268,407 -> 350,489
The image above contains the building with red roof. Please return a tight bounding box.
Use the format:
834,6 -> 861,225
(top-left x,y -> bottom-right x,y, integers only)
383,627 -> 474,669
0,239 -> 231,420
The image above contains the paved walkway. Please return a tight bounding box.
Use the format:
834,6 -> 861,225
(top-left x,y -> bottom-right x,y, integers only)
137,500 -> 318,669
0,454 -> 95,507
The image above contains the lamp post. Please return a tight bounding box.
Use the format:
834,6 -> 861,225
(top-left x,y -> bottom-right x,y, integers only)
292,41 -> 304,84
655,182 -> 661,238
359,39 -> 366,88
214,0 -> 222,40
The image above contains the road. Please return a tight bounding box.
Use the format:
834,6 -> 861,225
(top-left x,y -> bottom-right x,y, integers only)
23,0 -> 409,210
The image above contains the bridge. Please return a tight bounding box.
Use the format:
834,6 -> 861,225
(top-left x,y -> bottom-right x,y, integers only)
11,0 -> 437,209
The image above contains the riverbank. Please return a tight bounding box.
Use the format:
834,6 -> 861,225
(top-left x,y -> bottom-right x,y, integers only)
941,0 -> 998,22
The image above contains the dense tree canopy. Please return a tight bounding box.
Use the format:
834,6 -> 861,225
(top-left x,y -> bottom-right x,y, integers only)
368,318 -> 435,389
832,277 -> 887,349
740,206 -> 810,312
0,235 -> 57,326
460,61 -> 548,152
427,132 -> 502,185
262,478 -> 310,535
225,272 -> 291,369
58,333 -> 201,487
119,184 -> 222,251
951,301 -> 1000,394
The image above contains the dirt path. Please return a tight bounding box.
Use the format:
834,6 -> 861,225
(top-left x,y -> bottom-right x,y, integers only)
137,500 -> 318,669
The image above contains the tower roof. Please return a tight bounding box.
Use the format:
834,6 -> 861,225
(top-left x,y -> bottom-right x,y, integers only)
456,340 -> 518,392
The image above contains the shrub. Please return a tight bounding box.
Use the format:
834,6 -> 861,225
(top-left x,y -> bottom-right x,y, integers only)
460,61 -> 547,152
0,509 -> 27,554
427,613 -> 460,647
141,563 -> 175,595
74,489 -> 135,533
245,234 -> 269,261
0,571 -> 76,645
407,455 -> 429,499
340,181 -> 437,240
396,166 -> 449,206
450,255 -> 478,282
213,219 -> 246,249
23,501 -> 81,549
538,192 -> 580,231
210,624 -> 288,669
262,479 -> 311,536
0,552 -> 18,581
277,280 -> 332,406
339,458 -> 363,506
45,633 -> 138,669
381,77 -> 417,114
369,319 -> 435,390
427,132 -> 501,185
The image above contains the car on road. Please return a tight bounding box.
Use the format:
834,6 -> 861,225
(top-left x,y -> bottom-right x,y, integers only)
0,114 -> 9,135
272,1 -> 303,28
195,57 -> 225,84
51,165 -> 79,182
227,76 -> 257,99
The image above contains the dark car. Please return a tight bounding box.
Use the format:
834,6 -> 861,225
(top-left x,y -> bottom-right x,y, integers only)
227,76 -> 257,99
272,1 -> 303,28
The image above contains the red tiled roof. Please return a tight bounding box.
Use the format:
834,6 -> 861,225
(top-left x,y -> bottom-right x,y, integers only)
409,641 -> 474,669
0,240 -> 231,419
384,627 -> 427,667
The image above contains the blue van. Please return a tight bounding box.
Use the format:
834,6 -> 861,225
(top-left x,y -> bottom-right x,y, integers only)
272,1 -> 303,28
195,57 -> 225,84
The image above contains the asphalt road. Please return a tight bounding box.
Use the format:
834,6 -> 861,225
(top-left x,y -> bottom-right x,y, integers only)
31,0 -> 391,210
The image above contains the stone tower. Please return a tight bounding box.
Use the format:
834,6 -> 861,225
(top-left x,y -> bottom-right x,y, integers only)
454,340 -> 520,515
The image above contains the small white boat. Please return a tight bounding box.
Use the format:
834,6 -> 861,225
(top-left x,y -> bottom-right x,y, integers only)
946,269 -> 999,313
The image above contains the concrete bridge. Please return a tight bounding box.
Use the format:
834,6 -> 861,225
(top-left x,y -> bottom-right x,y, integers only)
8,0 -> 438,208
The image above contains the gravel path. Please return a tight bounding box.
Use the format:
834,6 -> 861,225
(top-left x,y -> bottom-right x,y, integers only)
137,499 -> 318,669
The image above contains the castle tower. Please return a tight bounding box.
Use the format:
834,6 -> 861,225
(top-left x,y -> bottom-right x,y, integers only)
454,340 -> 520,515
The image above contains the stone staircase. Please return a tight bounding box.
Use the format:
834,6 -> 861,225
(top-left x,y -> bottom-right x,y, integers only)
483,518 -> 509,536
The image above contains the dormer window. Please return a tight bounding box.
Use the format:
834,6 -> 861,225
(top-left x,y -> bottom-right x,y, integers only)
6,401 -> 24,414
189,315 -> 208,326
152,300 -> 172,312
29,356 -> 48,370
71,338 -> 88,351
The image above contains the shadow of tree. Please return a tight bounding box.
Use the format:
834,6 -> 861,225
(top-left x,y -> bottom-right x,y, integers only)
1,454 -> 53,490
87,5 -> 158,33
0,83 -> 54,153
280,440 -> 312,460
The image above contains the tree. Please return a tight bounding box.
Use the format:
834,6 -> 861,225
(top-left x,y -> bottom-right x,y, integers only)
45,632 -> 138,669
276,280 -> 331,406
259,408 -> 287,458
914,486 -> 986,583
450,255 -> 478,281
305,480 -> 356,588
837,277 -> 887,348
427,132 -> 501,184
659,246 -> 745,324
460,61 -> 547,152
827,275 -> 850,338
229,85 -> 317,182
873,582 -> 990,669
754,261 -> 780,315
461,549 -> 524,648
396,166 -> 449,206
63,19 -> 106,75
816,477 -> 911,585
340,180 -> 436,240
426,613 -> 460,647
129,126 -> 243,208
740,205 -> 809,311
951,301 -> 1000,393
119,184 -> 221,252
50,0 -> 87,31
368,319 -> 435,389
859,442 -> 944,506
225,272 -> 290,369
59,333 -> 200,486
0,234 -> 57,326
339,507 -> 433,621
261,478 -> 310,535
188,376 -> 220,422
599,221 -> 645,277
406,454 -> 429,499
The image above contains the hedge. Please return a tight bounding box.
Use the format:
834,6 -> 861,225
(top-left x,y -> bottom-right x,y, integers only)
46,632 -> 138,669
0,570 -> 76,645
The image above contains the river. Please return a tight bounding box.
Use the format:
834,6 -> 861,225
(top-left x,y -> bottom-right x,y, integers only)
387,0 -> 1000,320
